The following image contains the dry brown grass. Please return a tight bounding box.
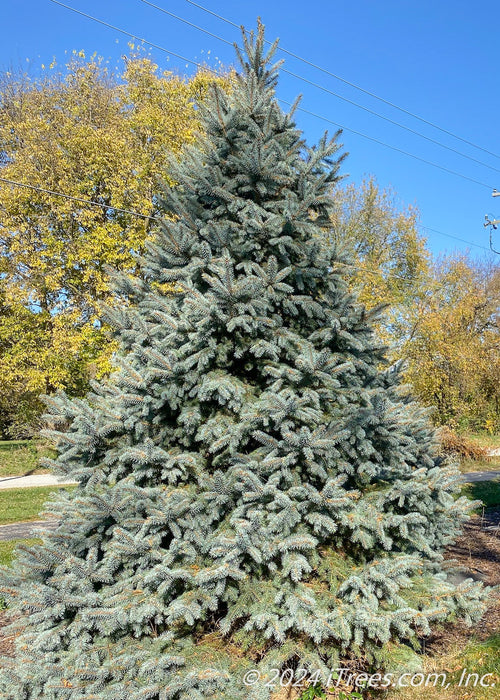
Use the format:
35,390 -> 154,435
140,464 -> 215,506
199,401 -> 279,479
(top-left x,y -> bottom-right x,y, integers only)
439,427 -> 491,462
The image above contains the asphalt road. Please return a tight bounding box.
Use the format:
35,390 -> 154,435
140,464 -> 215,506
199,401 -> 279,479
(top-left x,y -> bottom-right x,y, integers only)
0,519 -> 59,541
463,470 -> 500,482
0,474 -> 77,490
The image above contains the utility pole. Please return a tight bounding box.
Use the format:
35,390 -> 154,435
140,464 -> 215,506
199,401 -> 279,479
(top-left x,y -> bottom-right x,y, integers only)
483,191 -> 500,253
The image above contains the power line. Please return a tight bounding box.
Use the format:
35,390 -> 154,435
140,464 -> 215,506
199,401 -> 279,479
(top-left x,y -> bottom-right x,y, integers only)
42,2 -> 495,253
279,99 -> 493,190
140,1 -> 235,50
139,0 -> 500,177
49,0 -> 494,191
48,0 -> 207,72
280,69 -> 500,176
183,0 -> 500,163
420,225 -> 491,253
0,176 -> 157,220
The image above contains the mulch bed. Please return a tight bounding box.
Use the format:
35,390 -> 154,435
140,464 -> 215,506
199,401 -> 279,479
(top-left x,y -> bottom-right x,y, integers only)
424,507 -> 500,652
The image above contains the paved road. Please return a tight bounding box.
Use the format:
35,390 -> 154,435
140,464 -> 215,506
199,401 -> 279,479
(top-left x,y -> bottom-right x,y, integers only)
0,474 -> 77,490
462,471 -> 500,482
0,519 -> 59,541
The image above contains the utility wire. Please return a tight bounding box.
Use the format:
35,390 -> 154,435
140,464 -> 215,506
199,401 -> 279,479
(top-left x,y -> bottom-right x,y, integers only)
140,0 -> 500,177
0,177 -> 157,220
130,3 -> 497,252
0,174 -> 490,254
49,0 -> 494,191
420,225 -> 491,252
49,0 -> 206,71
43,1 -> 495,253
183,0 -> 500,163
279,99 -> 493,190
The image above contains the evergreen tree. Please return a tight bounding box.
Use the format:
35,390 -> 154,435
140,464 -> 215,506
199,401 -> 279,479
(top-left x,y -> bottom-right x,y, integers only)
0,24 -> 486,699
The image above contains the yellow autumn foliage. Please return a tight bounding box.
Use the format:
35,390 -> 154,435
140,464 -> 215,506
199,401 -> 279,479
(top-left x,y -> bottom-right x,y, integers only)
403,255 -> 500,430
329,180 -> 499,430
0,49 -> 229,435
329,177 -> 431,344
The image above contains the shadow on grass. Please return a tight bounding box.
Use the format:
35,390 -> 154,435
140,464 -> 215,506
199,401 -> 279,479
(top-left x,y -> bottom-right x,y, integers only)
463,480 -> 500,510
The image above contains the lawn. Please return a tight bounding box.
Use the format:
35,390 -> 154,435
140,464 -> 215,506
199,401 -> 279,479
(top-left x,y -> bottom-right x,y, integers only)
0,538 -> 41,567
462,479 -> 500,510
0,485 -> 72,525
0,440 -> 53,478
467,433 -> 500,449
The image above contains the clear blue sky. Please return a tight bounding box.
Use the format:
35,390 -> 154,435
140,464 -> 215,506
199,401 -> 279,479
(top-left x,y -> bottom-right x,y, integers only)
2,0 -> 500,261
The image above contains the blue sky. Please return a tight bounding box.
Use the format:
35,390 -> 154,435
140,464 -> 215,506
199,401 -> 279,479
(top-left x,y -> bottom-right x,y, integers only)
2,0 -> 500,261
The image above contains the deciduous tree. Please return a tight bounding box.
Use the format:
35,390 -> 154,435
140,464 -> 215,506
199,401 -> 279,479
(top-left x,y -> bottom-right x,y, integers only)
329,177 -> 430,348
403,255 -> 500,430
0,50 -> 228,435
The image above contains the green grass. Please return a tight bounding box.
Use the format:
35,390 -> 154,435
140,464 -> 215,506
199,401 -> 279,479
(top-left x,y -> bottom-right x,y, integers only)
0,538 -> 41,608
385,633 -> 500,700
0,440 -> 31,448
0,538 -> 41,566
462,479 -> 500,510
466,433 -> 500,449
452,633 -> 500,682
0,485 -> 73,525
0,440 -> 53,477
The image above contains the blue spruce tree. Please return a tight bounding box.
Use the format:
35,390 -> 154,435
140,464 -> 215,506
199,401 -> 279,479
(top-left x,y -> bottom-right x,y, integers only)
0,23 -> 487,699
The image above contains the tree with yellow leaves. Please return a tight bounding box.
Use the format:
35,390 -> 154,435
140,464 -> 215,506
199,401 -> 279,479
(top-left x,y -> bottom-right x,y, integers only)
0,50 -> 228,435
328,177 -> 431,347
403,255 -> 500,430
329,181 -> 500,430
